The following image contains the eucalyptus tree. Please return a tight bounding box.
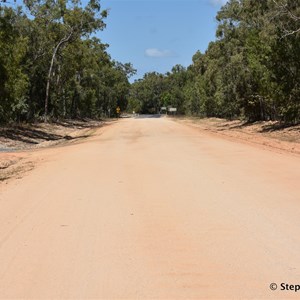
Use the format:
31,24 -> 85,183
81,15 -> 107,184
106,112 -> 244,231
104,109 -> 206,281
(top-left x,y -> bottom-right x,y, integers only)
24,0 -> 108,120
128,72 -> 165,114
269,0 -> 300,122
0,6 -> 28,122
272,0 -> 300,37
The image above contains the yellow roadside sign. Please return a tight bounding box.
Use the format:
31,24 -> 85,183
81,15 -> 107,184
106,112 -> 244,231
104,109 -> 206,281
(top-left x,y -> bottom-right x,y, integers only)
116,106 -> 120,113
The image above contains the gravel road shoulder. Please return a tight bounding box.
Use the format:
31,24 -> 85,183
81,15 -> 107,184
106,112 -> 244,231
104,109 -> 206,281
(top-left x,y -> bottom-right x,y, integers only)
174,117 -> 300,156
0,119 -> 111,183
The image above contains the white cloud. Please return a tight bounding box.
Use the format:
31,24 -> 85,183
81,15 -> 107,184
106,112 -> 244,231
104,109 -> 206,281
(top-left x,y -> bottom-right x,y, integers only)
145,48 -> 173,58
209,0 -> 228,6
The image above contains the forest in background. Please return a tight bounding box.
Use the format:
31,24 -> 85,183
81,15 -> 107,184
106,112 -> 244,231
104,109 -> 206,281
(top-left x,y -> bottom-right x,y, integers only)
0,0 -> 135,123
1,0 -> 299,124
128,0 -> 299,124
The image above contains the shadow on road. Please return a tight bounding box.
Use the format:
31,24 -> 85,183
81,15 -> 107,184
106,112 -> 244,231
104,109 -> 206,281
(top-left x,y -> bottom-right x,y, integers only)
0,127 -> 65,144
135,114 -> 162,119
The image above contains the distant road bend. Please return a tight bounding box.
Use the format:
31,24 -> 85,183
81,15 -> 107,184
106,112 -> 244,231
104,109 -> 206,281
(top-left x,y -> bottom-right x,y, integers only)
1,116 -> 300,298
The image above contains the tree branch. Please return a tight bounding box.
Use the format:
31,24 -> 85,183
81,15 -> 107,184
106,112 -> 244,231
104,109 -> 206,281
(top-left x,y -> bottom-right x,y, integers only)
44,28 -> 74,121
272,0 -> 300,37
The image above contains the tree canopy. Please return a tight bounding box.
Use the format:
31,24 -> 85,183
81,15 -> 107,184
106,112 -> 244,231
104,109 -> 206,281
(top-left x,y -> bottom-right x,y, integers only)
0,0 -> 135,123
1,0 -> 299,124
129,0 -> 299,123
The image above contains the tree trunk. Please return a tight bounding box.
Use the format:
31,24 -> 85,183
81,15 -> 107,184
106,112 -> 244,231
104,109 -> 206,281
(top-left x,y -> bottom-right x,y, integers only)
44,31 -> 73,122
44,45 -> 58,122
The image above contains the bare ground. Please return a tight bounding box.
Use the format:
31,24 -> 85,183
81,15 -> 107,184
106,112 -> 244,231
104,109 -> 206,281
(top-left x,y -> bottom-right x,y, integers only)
0,116 -> 300,298
1,117 -> 299,183
0,119 -> 107,182
174,117 -> 300,155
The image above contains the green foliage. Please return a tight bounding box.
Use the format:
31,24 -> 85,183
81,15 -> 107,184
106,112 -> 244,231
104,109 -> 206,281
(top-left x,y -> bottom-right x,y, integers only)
129,0 -> 299,123
0,1 -> 134,123
1,0 -> 299,123
129,72 -> 165,114
0,7 -> 29,122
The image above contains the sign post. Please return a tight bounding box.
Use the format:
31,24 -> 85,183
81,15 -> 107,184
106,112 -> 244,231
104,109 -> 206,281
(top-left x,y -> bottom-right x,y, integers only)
160,107 -> 167,115
116,106 -> 120,117
168,107 -> 177,116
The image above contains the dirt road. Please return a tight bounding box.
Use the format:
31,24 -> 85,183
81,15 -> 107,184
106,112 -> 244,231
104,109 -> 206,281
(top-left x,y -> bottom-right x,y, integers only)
1,116 -> 300,299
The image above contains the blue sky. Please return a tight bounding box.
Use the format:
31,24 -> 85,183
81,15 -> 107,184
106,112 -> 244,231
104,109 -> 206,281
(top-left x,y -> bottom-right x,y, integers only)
98,0 -> 228,82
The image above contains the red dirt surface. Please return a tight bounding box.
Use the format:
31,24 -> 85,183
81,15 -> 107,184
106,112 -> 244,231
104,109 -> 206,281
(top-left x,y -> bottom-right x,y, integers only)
0,116 -> 299,298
